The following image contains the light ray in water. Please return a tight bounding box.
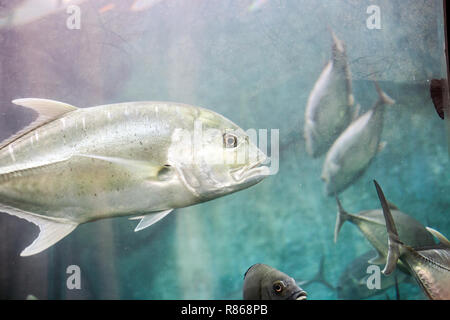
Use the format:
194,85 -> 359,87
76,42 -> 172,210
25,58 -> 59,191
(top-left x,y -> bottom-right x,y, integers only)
130,0 -> 165,12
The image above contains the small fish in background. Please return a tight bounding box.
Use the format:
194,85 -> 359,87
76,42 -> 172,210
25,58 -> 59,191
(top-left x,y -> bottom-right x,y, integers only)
374,180 -> 450,300
321,83 -> 394,196
304,29 -> 355,158
336,250 -> 412,300
429,78 -> 448,119
243,264 -> 307,300
334,196 -> 435,267
0,98 -> 270,256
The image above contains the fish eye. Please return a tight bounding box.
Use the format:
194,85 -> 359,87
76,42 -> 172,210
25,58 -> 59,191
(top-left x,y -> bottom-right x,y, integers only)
223,133 -> 238,148
272,281 -> 285,294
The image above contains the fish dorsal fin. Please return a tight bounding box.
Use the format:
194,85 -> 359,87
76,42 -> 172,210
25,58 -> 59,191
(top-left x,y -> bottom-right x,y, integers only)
426,227 -> 450,247
373,180 -> 402,275
129,209 -> 174,232
0,203 -> 78,256
0,98 -> 78,151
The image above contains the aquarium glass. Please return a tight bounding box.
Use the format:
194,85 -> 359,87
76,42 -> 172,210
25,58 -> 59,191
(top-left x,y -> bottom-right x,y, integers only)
0,0 -> 448,300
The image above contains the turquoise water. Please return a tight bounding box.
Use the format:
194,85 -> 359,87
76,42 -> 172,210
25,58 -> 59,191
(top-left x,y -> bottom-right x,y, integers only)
0,0 -> 448,299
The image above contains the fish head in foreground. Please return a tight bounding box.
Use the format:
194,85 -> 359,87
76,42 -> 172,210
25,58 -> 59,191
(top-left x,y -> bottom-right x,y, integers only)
243,264 -> 307,300
168,107 -> 270,201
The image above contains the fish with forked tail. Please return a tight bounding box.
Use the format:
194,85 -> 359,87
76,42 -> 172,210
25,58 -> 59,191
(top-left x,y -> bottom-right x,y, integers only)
298,256 -> 335,291
304,29 -> 355,158
374,180 -> 450,300
334,196 -> 435,267
321,83 -> 395,196
243,264 -> 307,300
0,98 -> 270,256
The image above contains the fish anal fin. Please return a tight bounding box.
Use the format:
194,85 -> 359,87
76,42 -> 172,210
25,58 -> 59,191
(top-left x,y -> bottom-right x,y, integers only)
0,99 -> 78,151
21,220 -> 77,257
131,209 -> 174,232
0,204 -> 77,256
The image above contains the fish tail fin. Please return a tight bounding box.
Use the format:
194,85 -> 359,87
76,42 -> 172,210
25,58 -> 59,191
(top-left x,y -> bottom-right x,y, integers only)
373,180 -> 402,275
334,195 -> 350,243
298,256 -> 335,291
0,203 -> 78,256
374,82 -> 395,106
327,27 -> 344,53
313,256 -> 335,291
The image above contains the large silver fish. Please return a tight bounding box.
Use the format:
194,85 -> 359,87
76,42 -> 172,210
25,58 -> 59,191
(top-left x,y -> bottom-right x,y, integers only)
321,83 -> 395,196
0,99 -> 270,256
334,196 -> 436,267
374,180 -> 450,300
304,30 -> 355,158
243,264 -> 307,300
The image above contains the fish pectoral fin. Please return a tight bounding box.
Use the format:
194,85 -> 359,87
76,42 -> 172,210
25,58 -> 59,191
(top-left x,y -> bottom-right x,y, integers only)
426,227 -> 450,247
368,252 -> 386,265
75,154 -> 164,179
0,204 -> 77,256
131,209 -> 174,232
0,98 -> 78,151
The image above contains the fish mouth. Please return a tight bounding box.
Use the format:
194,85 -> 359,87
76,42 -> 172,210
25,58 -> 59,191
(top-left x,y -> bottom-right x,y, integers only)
291,290 -> 308,301
229,157 -> 271,183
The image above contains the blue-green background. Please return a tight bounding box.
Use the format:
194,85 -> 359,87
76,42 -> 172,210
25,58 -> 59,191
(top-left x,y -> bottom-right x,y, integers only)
0,0 -> 448,300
